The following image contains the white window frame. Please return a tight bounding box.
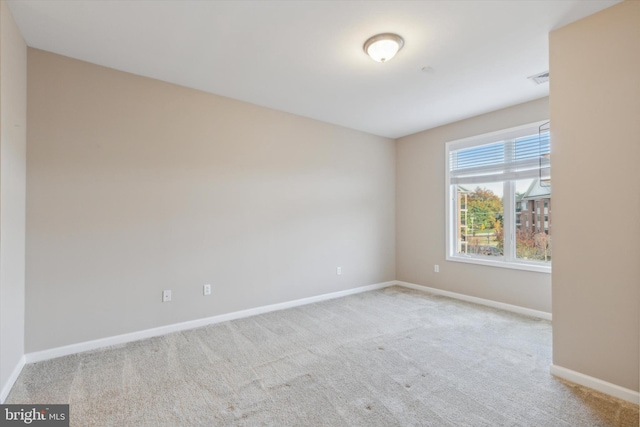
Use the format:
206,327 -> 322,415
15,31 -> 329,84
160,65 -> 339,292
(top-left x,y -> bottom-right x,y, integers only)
445,121 -> 551,274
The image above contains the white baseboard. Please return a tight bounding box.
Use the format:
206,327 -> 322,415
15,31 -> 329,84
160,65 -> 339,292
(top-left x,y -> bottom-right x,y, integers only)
25,281 -> 396,364
395,281 -> 552,320
551,364 -> 639,405
0,355 -> 26,404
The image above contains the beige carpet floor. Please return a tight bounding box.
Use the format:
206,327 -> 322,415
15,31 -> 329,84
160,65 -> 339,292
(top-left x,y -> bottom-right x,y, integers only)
7,286 -> 639,426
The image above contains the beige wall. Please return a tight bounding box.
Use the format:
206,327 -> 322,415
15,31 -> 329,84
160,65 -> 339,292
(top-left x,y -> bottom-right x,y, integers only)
25,49 -> 396,353
0,0 -> 27,401
396,98 -> 551,312
550,1 -> 639,392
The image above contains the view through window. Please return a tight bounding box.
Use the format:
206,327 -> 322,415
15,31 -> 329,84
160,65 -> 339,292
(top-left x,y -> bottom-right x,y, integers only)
448,122 -> 551,270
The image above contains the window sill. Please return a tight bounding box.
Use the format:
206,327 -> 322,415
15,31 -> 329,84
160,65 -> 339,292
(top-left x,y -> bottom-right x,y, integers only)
446,254 -> 551,274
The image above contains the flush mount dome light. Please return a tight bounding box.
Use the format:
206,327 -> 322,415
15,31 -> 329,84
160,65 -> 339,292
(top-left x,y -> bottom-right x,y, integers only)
363,33 -> 404,63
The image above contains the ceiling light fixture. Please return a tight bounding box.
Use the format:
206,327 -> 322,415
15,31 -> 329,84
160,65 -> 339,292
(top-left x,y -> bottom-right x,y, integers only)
363,33 -> 404,63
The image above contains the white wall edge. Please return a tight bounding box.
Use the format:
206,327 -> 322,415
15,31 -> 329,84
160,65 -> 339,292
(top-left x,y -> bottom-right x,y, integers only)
0,355 -> 26,404
550,364 -> 640,405
25,281 -> 396,364
395,281 -> 552,320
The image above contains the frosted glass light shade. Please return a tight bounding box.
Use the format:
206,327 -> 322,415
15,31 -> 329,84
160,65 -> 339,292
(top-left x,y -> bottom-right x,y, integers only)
363,33 -> 404,63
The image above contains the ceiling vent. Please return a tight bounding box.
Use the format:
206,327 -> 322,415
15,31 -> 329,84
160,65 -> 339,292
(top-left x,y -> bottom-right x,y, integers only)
528,71 -> 549,85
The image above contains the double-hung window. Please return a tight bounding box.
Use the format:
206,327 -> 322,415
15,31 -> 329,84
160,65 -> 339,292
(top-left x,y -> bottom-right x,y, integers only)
446,121 -> 551,273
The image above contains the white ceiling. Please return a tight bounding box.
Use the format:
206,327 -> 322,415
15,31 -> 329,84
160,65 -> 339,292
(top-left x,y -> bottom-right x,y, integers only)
7,0 -> 619,139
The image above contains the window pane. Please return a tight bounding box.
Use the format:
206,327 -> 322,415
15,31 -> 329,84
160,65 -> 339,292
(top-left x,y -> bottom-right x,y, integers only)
455,183 -> 504,257
451,141 -> 504,171
515,178 -> 551,262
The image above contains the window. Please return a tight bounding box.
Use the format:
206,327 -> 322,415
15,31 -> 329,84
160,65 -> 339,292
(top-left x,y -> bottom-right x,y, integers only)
446,121 -> 551,273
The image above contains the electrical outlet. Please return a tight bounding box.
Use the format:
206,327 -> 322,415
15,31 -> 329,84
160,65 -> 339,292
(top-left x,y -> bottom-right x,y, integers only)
434,265 -> 440,273
336,267 -> 342,275
162,290 -> 172,302
203,284 -> 211,296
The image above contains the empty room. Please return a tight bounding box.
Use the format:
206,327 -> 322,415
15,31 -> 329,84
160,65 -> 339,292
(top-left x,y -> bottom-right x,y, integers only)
1,0 -> 638,426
